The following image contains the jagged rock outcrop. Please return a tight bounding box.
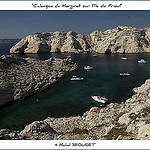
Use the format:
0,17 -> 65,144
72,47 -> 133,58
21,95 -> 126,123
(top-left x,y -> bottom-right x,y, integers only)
1,79 -> 150,140
0,54 -> 77,107
10,31 -> 91,54
10,26 -> 150,54
90,26 -> 150,54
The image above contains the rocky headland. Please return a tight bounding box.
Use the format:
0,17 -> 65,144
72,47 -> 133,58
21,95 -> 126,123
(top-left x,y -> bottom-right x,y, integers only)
10,26 -> 150,54
0,79 -> 150,140
0,54 -> 77,107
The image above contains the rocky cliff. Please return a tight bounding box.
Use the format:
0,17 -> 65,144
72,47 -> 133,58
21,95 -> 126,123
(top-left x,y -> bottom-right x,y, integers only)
1,79 -> 150,140
10,26 -> 150,54
0,54 -> 77,107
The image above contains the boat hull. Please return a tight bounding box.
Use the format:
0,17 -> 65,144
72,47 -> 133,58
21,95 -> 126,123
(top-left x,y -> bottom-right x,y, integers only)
91,96 -> 108,103
70,78 -> 83,81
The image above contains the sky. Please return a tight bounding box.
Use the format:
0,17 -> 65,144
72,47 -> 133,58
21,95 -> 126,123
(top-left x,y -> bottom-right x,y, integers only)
0,10 -> 150,39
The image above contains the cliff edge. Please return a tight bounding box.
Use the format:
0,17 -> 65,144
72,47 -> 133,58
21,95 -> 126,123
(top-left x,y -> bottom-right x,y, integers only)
10,26 -> 150,54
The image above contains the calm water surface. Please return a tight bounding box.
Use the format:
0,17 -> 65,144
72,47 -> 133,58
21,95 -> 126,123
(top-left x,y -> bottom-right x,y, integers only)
0,43 -> 150,130
0,41 -> 18,55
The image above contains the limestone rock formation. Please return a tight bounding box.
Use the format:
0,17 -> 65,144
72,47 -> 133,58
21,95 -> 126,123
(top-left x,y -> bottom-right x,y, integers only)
90,26 -> 150,54
1,79 -> 150,140
0,54 -> 78,107
19,121 -> 59,140
10,31 -> 91,54
10,26 -> 150,54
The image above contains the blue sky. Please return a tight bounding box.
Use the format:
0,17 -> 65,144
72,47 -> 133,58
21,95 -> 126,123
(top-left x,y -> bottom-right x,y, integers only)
0,10 -> 150,39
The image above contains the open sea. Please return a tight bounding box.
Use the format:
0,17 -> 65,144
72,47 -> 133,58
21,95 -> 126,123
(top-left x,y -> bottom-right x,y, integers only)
0,42 -> 150,130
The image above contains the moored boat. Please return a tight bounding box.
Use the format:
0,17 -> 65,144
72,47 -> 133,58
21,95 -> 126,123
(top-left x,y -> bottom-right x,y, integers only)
121,57 -> 127,60
120,72 -> 130,76
93,55 -> 97,57
138,59 -> 146,64
91,96 -> 108,103
84,66 -> 92,70
70,76 -> 83,81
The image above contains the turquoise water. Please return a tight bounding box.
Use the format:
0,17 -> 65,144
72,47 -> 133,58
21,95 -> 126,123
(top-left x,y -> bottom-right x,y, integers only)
0,53 -> 150,130
1,51 -> 150,130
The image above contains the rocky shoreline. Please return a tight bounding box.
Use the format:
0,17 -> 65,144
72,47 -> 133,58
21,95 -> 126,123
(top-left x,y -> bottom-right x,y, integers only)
0,54 -> 78,107
0,79 -> 150,140
10,26 -> 150,54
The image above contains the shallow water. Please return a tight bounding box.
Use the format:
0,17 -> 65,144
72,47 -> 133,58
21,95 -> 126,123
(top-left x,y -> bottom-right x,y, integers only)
0,43 -> 150,130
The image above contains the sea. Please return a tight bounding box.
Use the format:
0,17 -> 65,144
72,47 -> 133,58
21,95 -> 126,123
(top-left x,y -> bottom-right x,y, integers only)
0,42 -> 150,130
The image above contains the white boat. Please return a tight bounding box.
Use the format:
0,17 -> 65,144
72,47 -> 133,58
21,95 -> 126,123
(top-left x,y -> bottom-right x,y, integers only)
84,66 -> 92,70
91,96 -> 108,103
138,59 -> 146,63
93,55 -> 97,57
120,72 -> 130,76
121,57 -> 127,60
70,76 -> 83,81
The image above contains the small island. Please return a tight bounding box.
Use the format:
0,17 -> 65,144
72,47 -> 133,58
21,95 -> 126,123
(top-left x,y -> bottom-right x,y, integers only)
10,26 -> 150,54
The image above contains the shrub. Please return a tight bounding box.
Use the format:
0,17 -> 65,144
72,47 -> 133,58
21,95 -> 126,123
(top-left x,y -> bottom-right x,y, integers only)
105,127 -> 127,140
71,128 -> 89,134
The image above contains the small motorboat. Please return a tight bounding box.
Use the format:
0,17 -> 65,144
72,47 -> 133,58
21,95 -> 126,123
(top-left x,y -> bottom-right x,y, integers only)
120,72 -> 130,76
121,57 -> 127,60
91,96 -> 108,103
70,76 -> 83,81
138,59 -> 146,64
84,66 -> 92,70
93,55 -> 97,57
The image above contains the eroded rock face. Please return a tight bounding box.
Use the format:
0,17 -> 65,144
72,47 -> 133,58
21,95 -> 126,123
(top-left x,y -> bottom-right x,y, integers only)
90,26 -> 150,54
0,129 -> 20,140
0,54 -> 78,106
19,121 -> 59,140
43,80 -> 150,140
10,31 -> 91,54
10,26 -> 150,54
